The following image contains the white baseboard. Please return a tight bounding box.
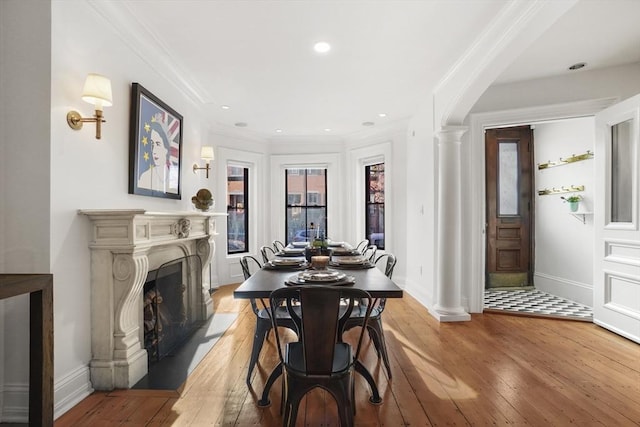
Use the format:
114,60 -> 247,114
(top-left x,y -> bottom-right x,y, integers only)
54,365 -> 94,420
1,383 -> 28,423
534,272 -> 593,307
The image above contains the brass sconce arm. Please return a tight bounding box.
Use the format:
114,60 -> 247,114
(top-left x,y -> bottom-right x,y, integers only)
193,162 -> 211,179
67,110 -> 107,139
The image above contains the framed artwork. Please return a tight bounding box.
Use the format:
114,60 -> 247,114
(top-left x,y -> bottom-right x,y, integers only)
129,83 -> 183,199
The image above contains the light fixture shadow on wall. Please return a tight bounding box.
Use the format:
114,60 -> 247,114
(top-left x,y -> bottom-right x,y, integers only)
193,146 -> 214,178
66,73 -> 112,139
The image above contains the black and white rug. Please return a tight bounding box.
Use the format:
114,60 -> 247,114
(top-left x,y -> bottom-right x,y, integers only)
484,288 -> 593,321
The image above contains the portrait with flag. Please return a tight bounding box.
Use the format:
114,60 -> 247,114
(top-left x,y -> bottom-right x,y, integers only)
128,83 -> 183,199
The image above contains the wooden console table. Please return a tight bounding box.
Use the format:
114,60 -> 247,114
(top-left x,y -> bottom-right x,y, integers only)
0,274 -> 53,426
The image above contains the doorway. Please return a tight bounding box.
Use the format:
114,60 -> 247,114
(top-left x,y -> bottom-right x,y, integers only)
468,98 -> 617,313
485,126 -> 534,289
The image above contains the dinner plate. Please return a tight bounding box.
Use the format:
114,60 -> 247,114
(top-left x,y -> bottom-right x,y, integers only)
298,270 -> 345,282
329,261 -> 375,269
286,273 -> 355,286
290,241 -> 310,248
265,260 -> 308,270
330,248 -> 360,256
332,256 -> 367,264
278,248 -> 306,257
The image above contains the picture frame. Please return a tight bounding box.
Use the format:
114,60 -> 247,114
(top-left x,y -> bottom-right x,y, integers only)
128,82 -> 183,199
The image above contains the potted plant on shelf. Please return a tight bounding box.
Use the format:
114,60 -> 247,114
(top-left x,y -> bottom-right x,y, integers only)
561,194 -> 582,212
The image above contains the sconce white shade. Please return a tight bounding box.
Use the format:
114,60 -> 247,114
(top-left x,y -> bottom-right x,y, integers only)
200,146 -> 215,161
81,73 -> 112,111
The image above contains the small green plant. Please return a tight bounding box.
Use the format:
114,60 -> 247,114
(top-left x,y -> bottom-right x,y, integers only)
561,194 -> 582,203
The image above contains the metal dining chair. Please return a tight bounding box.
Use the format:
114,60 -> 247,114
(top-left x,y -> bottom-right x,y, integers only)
272,240 -> 286,252
355,239 -> 369,254
239,255 -> 295,386
344,252 -> 397,379
260,245 -> 277,264
362,244 -> 377,261
269,285 -> 373,427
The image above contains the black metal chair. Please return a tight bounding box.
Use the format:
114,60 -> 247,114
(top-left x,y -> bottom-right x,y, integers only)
272,240 -> 286,252
362,244 -> 377,261
239,255 -> 295,386
355,239 -> 369,254
345,253 -> 397,379
269,285 -> 373,427
260,245 -> 277,264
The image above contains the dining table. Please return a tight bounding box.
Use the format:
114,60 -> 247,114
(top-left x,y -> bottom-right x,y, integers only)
233,260 -> 403,406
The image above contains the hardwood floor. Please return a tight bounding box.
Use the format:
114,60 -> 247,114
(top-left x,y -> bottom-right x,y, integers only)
55,284 -> 640,426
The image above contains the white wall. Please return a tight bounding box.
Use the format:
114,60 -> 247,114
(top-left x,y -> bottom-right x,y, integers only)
40,0 -> 216,418
0,0 -> 51,422
403,101 -> 438,309
533,118 -> 595,306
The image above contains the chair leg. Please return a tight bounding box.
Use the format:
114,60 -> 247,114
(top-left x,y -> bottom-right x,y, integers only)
246,318 -> 271,385
368,318 -> 392,379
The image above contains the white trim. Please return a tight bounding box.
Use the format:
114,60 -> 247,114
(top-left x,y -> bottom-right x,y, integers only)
270,153 -> 343,244
347,142 -> 392,250
54,366 -> 94,420
0,383 -> 27,423
468,98 -> 618,313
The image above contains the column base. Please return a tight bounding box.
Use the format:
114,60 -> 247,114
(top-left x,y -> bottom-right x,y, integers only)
430,305 -> 471,322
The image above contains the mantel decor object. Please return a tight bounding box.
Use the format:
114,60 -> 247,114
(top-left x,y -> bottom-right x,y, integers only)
191,188 -> 214,211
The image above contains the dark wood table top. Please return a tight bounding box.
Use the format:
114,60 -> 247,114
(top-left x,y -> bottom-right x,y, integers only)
233,266 -> 403,299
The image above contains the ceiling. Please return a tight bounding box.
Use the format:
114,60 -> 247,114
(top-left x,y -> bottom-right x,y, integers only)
109,0 -> 640,139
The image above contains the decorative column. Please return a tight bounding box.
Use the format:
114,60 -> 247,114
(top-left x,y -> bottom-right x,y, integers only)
432,126 -> 471,322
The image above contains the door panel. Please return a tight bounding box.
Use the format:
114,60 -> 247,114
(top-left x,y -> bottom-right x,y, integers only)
594,94 -> 640,343
485,126 -> 534,288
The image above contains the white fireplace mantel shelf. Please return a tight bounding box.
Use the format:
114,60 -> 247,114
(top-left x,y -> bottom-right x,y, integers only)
79,209 -> 227,390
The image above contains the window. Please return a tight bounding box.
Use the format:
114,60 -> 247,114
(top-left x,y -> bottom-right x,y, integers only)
286,168 -> 327,243
365,163 -> 384,249
227,165 -> 248,254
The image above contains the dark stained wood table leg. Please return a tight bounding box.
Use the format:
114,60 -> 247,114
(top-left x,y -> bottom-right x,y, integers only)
0,274 -> 53,427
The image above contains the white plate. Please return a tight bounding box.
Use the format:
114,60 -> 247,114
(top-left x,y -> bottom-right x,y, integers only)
291,241 -> 310,248
272,258 -> 303,266
298,270 -> 346,282
332,256 -> 366,264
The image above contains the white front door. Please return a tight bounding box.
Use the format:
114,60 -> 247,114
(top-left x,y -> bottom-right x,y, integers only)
594,93 -> 640,343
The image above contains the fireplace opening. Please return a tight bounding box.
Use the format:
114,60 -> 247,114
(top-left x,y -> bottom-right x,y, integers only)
143,255 -> 202,364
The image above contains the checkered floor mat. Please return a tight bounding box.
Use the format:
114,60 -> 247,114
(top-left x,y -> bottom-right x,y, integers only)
484,289 -> 593,321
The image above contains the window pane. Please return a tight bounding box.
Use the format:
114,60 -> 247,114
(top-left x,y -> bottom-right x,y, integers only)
306,169 -> 326,206
365,163 -> 385,250
227,166 -> 248,254
611,119 -> 633,223
367,204 -> 384,248
498,142 -> 519,216
285,168 -> 327,244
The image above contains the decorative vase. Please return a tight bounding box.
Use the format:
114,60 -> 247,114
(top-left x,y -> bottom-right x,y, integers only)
568,201 -> 579,212
191,188 -> 214,211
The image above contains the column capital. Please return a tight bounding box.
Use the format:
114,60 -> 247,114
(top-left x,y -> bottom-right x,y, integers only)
435,126 -> 468,144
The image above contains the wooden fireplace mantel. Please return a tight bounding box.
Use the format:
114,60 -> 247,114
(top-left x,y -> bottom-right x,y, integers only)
79,209 -> 226,390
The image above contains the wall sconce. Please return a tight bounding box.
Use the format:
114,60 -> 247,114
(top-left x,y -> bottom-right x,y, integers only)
193,146 -> 214,178
66,73 -> 113,139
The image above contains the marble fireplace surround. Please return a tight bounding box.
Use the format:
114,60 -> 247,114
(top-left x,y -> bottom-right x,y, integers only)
79,209 -> 226,390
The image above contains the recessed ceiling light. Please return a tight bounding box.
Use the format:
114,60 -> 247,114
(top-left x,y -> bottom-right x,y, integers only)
221,105 -> 230,110
362,121 -> 375,127
234,122 -> 247,127
314,41 -> 331,54
378,113 -> 387,118
568,62 -> 586,71
324,128 -> 331,132
275,129 -> 283,133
